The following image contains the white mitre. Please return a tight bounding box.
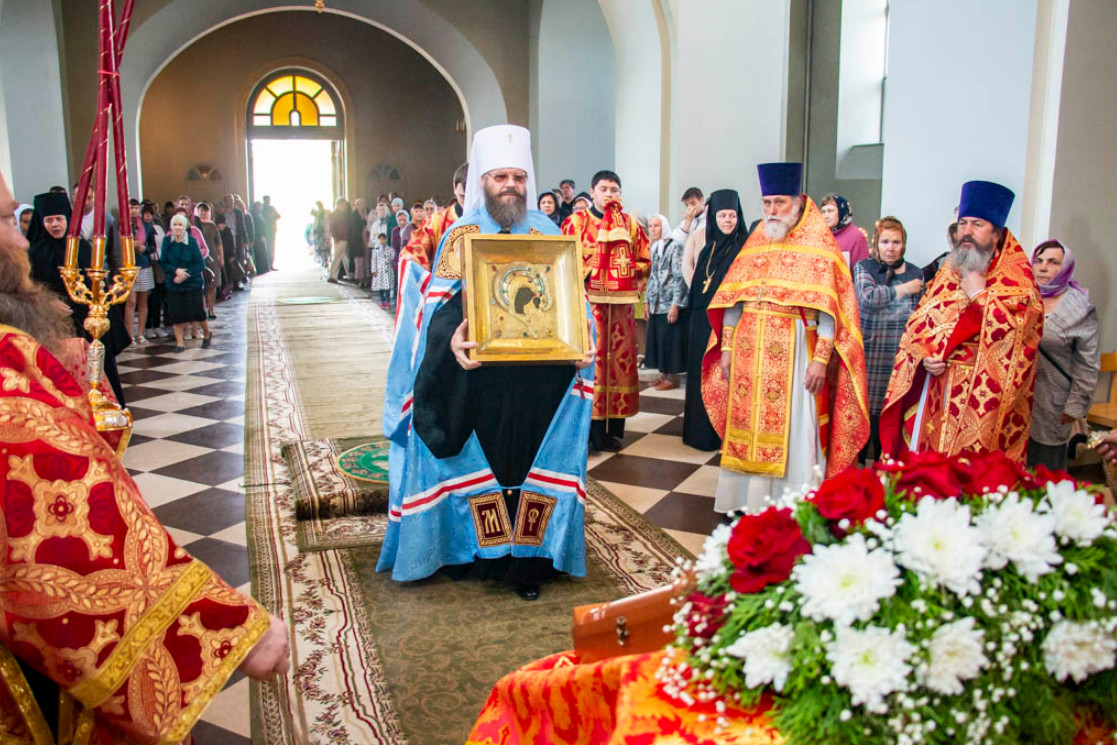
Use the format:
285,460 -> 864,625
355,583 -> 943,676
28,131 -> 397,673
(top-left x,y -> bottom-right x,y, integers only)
461,124 -> 538,215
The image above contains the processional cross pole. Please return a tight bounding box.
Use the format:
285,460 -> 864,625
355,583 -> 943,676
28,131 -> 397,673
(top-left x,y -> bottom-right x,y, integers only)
61,0 -> 138,454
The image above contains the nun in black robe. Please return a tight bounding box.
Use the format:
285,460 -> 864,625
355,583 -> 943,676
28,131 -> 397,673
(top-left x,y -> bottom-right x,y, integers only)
26,192 -> 129,406
682,189 -> 747,451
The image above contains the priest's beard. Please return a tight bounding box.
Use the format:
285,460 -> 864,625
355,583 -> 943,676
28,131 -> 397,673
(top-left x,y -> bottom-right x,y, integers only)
763,206 -> 801,242
484,188 -> 527,230
948,235 -> 995,274
0,242 -> 73,356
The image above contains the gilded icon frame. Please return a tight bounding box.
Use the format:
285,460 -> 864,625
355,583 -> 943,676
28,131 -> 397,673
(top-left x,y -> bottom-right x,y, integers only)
461,234 -> 589,363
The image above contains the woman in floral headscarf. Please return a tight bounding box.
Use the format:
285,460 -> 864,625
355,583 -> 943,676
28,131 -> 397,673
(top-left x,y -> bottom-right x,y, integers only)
1028,239 -> 1100,469
820,193 -> 870,265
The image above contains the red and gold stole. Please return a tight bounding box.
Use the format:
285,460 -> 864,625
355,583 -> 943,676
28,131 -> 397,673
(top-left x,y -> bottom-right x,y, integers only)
0,326 -> 269,745
879,230 -> 1042,462
400,204 -> 460,272
701,198 -> 869,478
565,201 -> 650,305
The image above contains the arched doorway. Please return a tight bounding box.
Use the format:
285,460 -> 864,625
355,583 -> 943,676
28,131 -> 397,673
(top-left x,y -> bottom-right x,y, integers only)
246,68 -> 344,266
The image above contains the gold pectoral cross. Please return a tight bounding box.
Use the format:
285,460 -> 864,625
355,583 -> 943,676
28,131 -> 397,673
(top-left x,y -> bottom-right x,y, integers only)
702,275 -> 713,294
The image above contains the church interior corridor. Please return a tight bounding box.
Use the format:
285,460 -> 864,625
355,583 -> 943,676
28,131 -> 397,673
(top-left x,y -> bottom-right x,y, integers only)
2,0 -> 1117,742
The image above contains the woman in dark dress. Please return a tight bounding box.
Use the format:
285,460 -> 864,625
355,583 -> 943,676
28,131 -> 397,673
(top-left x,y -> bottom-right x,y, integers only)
682,189 -> 747,451
161,214 -> 210,352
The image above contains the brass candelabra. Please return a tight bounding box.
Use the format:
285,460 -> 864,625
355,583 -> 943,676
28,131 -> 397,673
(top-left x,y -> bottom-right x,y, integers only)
63,0 -> 138,453
59,235 -> 137,448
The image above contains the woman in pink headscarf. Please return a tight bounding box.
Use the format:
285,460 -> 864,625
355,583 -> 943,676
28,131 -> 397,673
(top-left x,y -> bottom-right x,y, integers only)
1028,239 -> 1100,469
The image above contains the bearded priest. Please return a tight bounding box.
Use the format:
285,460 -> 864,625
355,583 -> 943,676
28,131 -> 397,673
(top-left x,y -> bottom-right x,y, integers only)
880,181 -> 1042,462
702,163 -> 869,515
378,125 -> 595,601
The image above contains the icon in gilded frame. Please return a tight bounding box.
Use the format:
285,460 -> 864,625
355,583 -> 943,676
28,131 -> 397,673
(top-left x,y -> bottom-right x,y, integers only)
461,234 -> 590,363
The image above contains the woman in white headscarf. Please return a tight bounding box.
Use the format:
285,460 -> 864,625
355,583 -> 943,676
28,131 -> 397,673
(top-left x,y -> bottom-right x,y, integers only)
643,214 -> 689,390
15,204 -> 33,237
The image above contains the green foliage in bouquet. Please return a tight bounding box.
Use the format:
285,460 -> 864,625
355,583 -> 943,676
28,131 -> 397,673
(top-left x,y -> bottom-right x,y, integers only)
665,452 -> 1117,745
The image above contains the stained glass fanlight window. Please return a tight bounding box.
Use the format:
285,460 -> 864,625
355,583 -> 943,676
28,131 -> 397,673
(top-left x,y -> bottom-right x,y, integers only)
249,72 -> 340,130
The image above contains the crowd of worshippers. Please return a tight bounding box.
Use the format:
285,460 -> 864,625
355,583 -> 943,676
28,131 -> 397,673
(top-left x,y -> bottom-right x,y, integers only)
310,172 -> 596,311
15,186 -> 280,373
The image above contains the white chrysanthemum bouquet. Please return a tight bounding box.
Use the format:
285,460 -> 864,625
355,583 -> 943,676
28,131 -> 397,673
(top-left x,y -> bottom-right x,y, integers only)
663,451 -> 1117,745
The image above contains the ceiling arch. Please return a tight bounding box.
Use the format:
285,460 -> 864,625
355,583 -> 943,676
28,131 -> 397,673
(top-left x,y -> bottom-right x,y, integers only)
121,0 -> 508,192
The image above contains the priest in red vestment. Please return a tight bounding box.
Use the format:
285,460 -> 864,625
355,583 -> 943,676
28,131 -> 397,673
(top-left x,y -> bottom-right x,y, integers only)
702,163 -> 869,515
0,174 -> 289,744
562,170 -> 650,452
398,161 -> 468,274
880,180 -> 1042,463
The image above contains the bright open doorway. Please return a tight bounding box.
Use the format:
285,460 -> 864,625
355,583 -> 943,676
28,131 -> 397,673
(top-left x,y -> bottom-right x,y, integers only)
249,138 -> 335,269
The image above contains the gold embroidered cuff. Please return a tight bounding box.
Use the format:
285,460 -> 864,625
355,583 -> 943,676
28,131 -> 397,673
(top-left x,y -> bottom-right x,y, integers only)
721,325 -> 736,352
813,337 -> 835,365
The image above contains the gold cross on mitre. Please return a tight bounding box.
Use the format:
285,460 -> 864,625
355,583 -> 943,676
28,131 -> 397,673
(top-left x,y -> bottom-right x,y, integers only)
507,132 -> 515,144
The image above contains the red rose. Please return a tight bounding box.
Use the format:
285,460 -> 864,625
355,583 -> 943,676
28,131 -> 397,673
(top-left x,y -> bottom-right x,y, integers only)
961,450 -> 1029,495
808,465 -> 886,531
1024,463 -> 1078,490
726,508 -> 811,594
877,450 -> 966,500
683,591 -> 730,639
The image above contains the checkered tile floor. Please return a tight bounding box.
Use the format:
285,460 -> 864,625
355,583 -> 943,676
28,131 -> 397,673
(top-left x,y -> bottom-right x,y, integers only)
118,286 -> 723,744
589,371 -> 724,557
114,293 -> 252,745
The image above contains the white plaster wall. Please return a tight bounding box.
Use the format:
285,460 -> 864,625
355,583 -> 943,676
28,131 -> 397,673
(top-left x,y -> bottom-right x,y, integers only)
121,1 -> 509,195
836,0 -> 887,155
0,0 -> 69,198
879,0 -> 1038,264
532,0 -> 615,195
598,0 -> 661,215
1048,0 -> 1117,353
669,0 -> 790,227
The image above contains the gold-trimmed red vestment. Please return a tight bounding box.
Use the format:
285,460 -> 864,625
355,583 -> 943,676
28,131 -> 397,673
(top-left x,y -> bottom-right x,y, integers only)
701,198 -> 869,478
0,325 -> 268,745
562,204 -> 650,421
879,229 -> 1042,462
400,204 -> 461,273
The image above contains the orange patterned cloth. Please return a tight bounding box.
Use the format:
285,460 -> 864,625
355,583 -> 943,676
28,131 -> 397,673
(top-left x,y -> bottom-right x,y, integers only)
879,229 -> 1042,462
467,649 -> 783,745
0,325 -> 269,745
564,204 -> 650,421
400,203 -> 462,272
701,198 -> 869,478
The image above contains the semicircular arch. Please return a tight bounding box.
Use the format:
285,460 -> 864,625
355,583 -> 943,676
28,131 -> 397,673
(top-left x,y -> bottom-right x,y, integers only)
123,1 -> 507,193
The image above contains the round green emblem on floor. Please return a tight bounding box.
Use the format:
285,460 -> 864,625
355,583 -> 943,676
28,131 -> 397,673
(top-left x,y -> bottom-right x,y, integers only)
336,440 -> 390,483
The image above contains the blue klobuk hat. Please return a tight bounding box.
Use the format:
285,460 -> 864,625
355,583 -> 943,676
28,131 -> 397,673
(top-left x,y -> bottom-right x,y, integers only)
757,162 -> 803,197
958,180 -> 1015,228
